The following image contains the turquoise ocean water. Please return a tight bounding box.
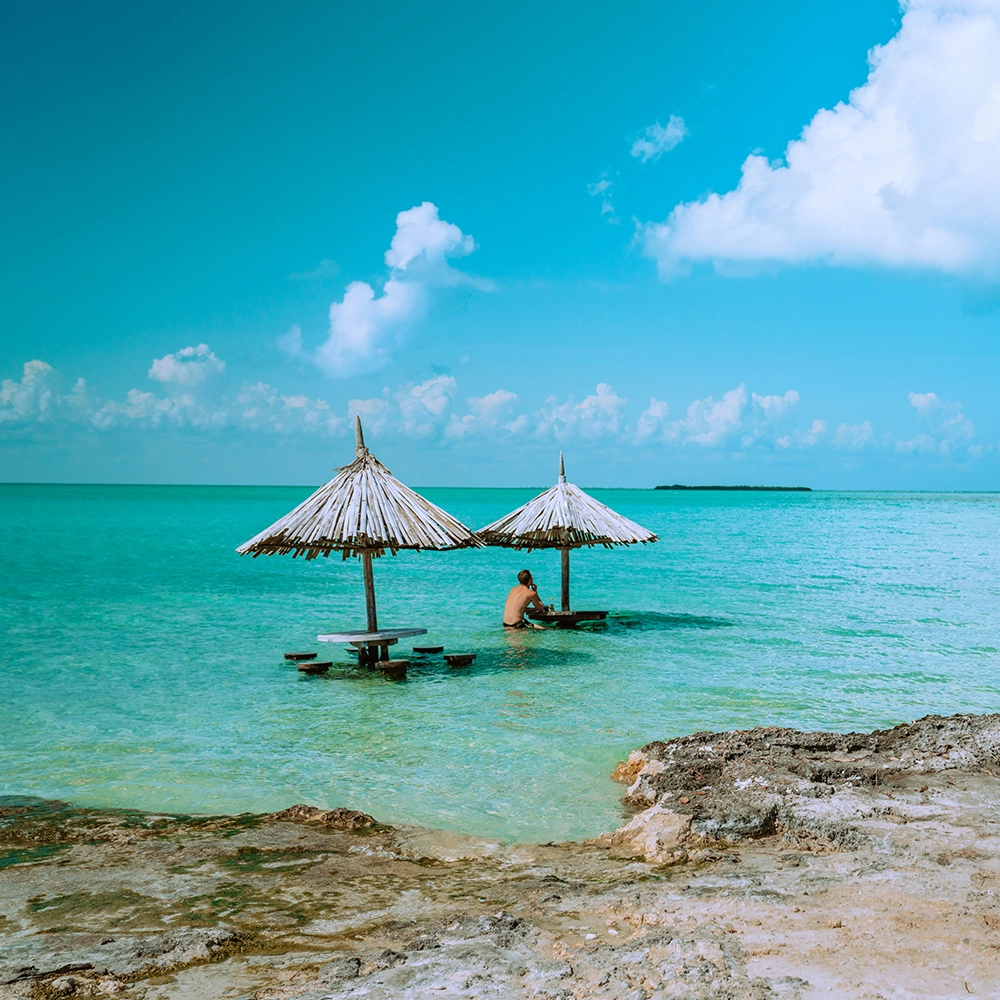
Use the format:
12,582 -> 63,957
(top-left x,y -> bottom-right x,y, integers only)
2,484 -> 999,842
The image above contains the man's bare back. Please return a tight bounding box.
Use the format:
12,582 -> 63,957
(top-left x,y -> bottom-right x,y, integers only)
503,570 -> 549,627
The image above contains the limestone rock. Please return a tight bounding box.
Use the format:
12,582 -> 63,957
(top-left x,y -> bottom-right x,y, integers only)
612,713 -> 1000,846
270,804 -> 375,830
600,804 -> 692,864
610,750 -> 649,784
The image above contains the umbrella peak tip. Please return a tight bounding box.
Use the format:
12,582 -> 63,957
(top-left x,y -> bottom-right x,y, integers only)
558,451 -> 566,483
355,415 -> 368,456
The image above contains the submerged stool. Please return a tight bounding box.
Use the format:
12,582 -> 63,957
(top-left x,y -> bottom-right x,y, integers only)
379,659 -> 408,680
285,652 -> 317,661
298,660 -> 332,674
444,653 -> 476,668
413,645 -> 444,655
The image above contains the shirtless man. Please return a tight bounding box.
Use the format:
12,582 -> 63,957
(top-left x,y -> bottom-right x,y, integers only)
503,570 -> 550,629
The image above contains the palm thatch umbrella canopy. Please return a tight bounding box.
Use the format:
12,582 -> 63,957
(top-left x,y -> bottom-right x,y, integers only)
237,417 -> 479,631
478,453 -> 657,611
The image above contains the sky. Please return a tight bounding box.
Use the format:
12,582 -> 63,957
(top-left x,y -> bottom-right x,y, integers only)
2,0 -> 1000,488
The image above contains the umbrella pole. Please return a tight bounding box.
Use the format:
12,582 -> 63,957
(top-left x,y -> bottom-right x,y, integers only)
362,551 -> 378,630
560,547 -> 570,612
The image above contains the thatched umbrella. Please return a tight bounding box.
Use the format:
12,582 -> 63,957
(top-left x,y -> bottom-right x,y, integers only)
478,453 -> 657,611
237,417 -> 479,632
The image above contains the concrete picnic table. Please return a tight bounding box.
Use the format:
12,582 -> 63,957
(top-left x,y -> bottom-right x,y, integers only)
318,627 -> 427,668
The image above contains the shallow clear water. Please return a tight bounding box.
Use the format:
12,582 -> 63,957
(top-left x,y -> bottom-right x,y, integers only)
2,484 -> 999,841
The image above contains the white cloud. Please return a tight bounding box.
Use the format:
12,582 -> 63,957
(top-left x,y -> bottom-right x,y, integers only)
0,360 -> 89,426
907,390 -> 939,413
384,202 -> 475,271
835,420 -> 876,449
315,203 -> 480,377
587,175 -> 618,223
752,389 -> 800,418
235,382 -> 345,435
671,385 -> 747,446
642,0 -> 1000,277
538,383 -> 628,440
90,381 -> 345,435
897,389 -> 974,454
445,389 -> 524,439
347,396 -> 392,436
640,386 -> 817,448
7,357 -> 991,469
468,389 -> 519,422
636,398 -> 670,442
397,375 -> 456,436
318,277 -> 424,377
148,344 -> 225,386
1,360 -> 58,423
775,419 -> 827,449
630,116 -> 688,163
92,389 -> 223,430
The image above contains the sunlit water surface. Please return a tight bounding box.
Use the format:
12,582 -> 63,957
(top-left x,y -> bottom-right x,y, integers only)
2,484 -> 999,841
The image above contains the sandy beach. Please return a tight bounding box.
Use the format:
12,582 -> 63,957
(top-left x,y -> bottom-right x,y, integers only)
3,713 -> 999,999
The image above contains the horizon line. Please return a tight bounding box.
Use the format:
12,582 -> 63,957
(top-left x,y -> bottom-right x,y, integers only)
3,481 -> 1000,495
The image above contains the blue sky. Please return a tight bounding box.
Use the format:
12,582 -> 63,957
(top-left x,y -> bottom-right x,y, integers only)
2,0 -> 999,487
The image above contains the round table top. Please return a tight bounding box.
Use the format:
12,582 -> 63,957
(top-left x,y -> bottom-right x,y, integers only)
525,610 -> 607,622
317,627 -> 427,644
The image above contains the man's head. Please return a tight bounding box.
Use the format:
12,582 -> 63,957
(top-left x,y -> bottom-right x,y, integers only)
517,569 -> 533,586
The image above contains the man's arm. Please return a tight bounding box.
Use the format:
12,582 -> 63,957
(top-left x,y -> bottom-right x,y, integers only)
527,587 -> 548,610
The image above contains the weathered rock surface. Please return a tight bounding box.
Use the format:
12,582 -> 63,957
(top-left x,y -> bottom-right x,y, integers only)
597,804 -> 693,864
613,712 -> 1000,849
2,713 -> 1000,999
269,805 -> 376,830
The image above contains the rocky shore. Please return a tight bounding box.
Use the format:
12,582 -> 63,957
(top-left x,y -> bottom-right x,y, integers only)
3,713 -> 1000,999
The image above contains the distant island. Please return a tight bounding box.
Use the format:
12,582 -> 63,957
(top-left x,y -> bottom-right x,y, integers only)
655,484 -> 812,492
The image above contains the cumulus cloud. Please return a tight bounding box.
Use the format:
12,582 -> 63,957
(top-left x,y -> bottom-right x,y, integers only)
776,419 -> 827,449
92,389 -> 224,431
835,420 -> 876,449
148,344 -> 225,385
315,203 -> 480,377
636,397 -> 670,442
2,360 -> 59,423
642,0 -> 1000,277
0,360 -> 88,426
752,390 -> 800,418
347,396 -> 393,436
7,356 -> 991,471
538,384 -> 628,440
384,204 -> 475,271
630,116 -> 687,163
672,385 -> 747,446
397,375 -> 457,436
636,385 -> 823,449
897,390 -> 975,454
235,382 -> 345,435
445,389 -> 525,439
0,350 -> 347,437
91,382 -> 347,435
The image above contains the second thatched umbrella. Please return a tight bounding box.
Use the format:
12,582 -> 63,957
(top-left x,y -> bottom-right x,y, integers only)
479,453 -> 657,614
237,417 -> 480,633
